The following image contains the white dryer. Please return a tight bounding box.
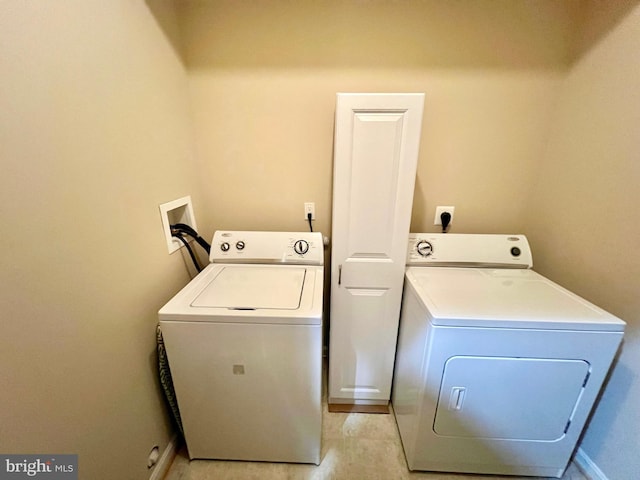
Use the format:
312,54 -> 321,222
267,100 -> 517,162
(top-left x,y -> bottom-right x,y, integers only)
159,231 -> 324,464
392,234 -> 624,478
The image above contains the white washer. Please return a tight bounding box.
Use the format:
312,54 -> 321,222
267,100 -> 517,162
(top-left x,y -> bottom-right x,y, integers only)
392,234 -> 625,478
159,231 -> 324,464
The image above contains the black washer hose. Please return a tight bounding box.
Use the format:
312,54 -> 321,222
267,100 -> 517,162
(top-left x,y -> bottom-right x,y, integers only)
172,233 -> 202,273
170,223 -> 211,254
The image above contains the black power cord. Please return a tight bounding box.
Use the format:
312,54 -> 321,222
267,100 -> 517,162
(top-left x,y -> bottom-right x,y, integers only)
307,213 -> 313,232
440,212 -> 452,233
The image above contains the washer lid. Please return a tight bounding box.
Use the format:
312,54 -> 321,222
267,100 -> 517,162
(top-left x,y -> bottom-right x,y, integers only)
406,267 -> 625,331
192,266 -> 306,310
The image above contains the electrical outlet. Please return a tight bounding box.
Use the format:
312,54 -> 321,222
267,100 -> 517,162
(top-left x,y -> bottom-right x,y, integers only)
434,206 -> 455,225
304,202 -> 316,220
147,445 -> 160,468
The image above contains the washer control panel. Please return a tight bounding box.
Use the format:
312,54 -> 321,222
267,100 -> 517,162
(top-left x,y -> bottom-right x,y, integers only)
210,231 -> 323,265
407,233 -> 533,268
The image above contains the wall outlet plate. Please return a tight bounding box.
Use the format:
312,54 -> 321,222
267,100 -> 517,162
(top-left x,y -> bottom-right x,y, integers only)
434,206 -> 455,225
159,196 -> 197,254
304,202 -> 316,220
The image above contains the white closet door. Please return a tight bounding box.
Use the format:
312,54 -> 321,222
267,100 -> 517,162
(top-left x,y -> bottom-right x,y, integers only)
329,93 -> 424,404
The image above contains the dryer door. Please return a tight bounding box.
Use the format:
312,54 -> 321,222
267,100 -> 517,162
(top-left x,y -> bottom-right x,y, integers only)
433,356 -> 589,441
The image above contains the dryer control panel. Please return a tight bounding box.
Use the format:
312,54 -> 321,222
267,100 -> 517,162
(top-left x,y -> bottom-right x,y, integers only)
407,233 -> 532,268
210,231 -> 324,265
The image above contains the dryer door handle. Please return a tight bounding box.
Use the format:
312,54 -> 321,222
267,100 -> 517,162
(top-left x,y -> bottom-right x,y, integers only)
448,387 -> 466,411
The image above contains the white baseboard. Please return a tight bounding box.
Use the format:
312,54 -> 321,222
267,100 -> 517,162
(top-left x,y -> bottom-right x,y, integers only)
149,433 -> 179,480
574,447 -> 609,480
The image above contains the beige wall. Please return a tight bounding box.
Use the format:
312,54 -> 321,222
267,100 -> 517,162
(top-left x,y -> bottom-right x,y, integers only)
2,1 -> 638,478
179,0 -> 579,236
0,1 -> 203,478
524,3 -> 640,478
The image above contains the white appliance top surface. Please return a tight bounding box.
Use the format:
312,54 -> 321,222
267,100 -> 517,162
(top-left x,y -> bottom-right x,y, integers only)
406,267 -> 625,331
159,263 -> 323,324
192,266 -> 305,310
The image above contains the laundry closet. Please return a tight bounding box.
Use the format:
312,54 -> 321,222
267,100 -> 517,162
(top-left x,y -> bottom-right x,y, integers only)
4,2 -> 637,479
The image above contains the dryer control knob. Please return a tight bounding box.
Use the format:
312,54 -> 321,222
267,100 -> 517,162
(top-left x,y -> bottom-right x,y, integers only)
294,240 -> 309,255
236,241 -> 245,250
417,240 -> 433,257
220,242 -> 230,252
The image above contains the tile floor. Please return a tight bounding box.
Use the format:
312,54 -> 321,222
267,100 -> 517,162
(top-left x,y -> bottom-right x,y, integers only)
164,365 -> 587,480
164,407 -> 586,480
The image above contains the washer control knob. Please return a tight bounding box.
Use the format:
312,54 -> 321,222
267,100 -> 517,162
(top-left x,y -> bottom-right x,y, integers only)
220,242 -> 230,252
236,241 -> 245,250
511,246 -> 521,257
294,239 -> 309,255
416,240 -> 433,257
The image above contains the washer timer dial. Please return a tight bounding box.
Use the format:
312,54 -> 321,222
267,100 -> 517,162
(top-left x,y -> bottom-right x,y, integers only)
293,240 -> 309,255
416,240 -> 433,257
